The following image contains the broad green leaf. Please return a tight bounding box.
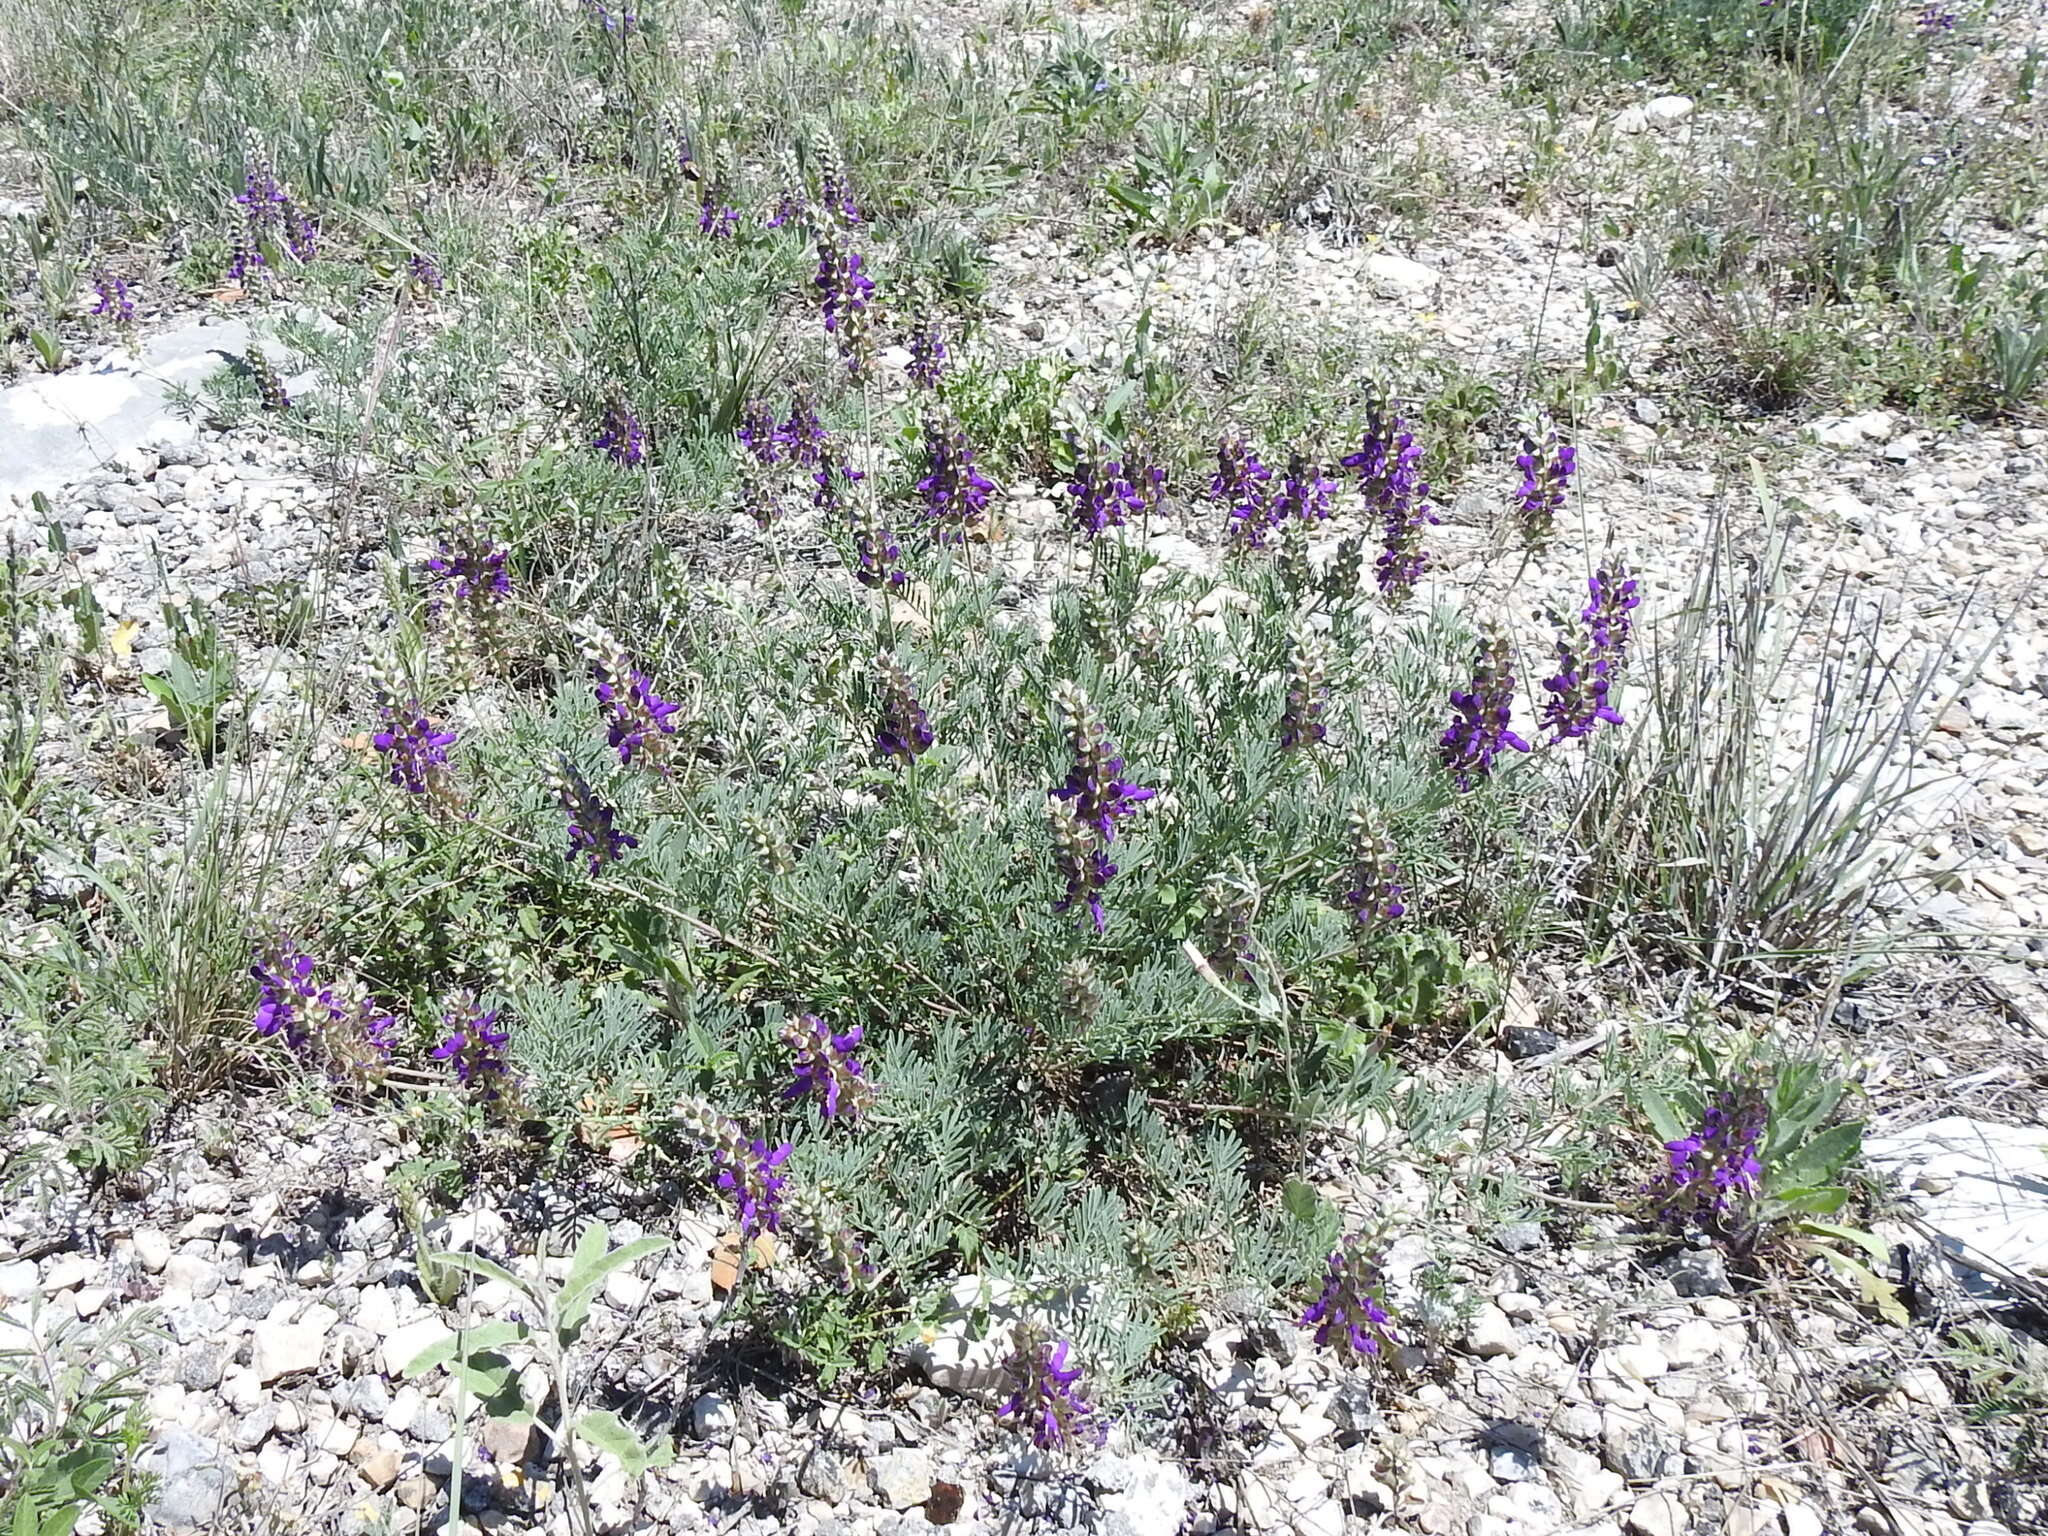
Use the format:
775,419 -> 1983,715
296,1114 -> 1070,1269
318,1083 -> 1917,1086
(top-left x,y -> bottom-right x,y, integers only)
574,1409 -> 673,1478
1769,1184 -> 1849,1217
560,1236 -> 670,1331
1797,1219 -> 1891,1264
1282,1178 -> 1321,1226
1809,1244 -> 1909,1327
402,1321 -> 529,1378
1775,1122 -> 1863,1190
425,1249 -> 528,1295
1637,1087 -> 1687,1146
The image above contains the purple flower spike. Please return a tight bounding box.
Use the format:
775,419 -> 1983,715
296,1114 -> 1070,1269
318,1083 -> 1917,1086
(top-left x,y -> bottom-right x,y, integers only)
854,518 -> 907,590
1300,1239 -> 1399,1363
997,1332 -> 1105,1452
815,234 -> 875,376
1211,437 -> 1278,548
433,996 -> 511,1095
550,755 -> 639,873
776,387 -> 828,467
250,937 -> 393,1084
574,621 -> 683,769
594,398 -> 646,466
1047,681 -> 1152,930
371,678 -> 458,801
698,200 -> 739,239
715,1136 -> 792,1238
906,320 -> 947,390
1334,806 -> 1407,929
1652,1085 -> 1768,1228
1344,403 -> 1438,601
423,524 -> 511,610
229,131 -> 318,283
1440,631 -> 1529,791
874,652 -> 935,763
1273,449 -> 1337,525
1582,562 -> 1640,661
91,276 -> 135,324
1051,681 -> 1155,844
738,399 -> 782,467
1279,628 -> 1331,752
1067,455 -> 1142,538
1512,428 -> 1575,547
407,251 -> 443,294
781,1013 -> 874,1120
917,412 -> 994,543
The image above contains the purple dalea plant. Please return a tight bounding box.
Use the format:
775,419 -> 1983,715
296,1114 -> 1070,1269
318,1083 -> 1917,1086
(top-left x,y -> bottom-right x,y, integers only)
422,516 -> 511,663
1334,804 -> 1407,930
1512,427 -> 1575,548
1343,403 -> 1437,601
854,517 -> 908,590
1199,872 -> 1259,984
1273,448 -> 1337,526
406,251 -> 443,295
549,755 -> 639,874
1299,1239 -> 1399,1364
432,996 -> 511,1097
916,412 -> 994,543
905,319 -> 948,390
1541,561 -> 1640,743
1211,436 -> 1278,549
371,666 -> 459,803
996,1330 -> 1105,1452
781,1013 -> 874,1120
766,146 -> 807,230
777,387 -> 829,468
594,398 -> 646,466
574,620 -> 683,769
1279,626 -> 1332,752
91,276 -> 135,325
815,232 -> 876,377
1047,681 -> 1154,930
874,651 -> 935,763
250,937 -> 394,1084
1066,452 -> 1149,539
229,130 -> 318,283
1440,629 -> 1529,791
670,1098 -> 791,1239
1652,1084 -> 1768,1230
246,344 -> 290,413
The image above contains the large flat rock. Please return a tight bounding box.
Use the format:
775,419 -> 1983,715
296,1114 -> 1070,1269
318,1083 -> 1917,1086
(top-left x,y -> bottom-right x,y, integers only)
1,315 -> 250,508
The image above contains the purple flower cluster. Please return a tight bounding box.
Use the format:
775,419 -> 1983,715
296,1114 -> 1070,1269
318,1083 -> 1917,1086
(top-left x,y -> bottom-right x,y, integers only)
1654,1087 -> 1767,1227
1048,681 -> 1154,930
917,413 -> 994,542
874,652 -> 935,762
781,1013 -> 874,1120
1440,630 -> 1529,791
91,276 -> 134,324
1343,406 -> 1437,600
578,0 -> 637,32
246,344 -> 290,413
407,251 -> 443,294
1916,4 -> 1955,27
779,388 -> 829,467
250,939 -> 394,1083
906,320 -> 947,390
815,233 -> 875,376
422,519 -> 512,650
1541,562 -> 1640,743
551,755 -> 639,873
817,141 -> 863,225
1512,429 -> 1576,547
1200,874 -> 1258,983
996,1332 -> 1104,1451
1066,453 -> 1159,538
854,518 -> 907,590
698,200 -> 739,239
372,687 -> 459,800
574,621 -> 683,768
594,399 -> 646,466
432,996 -> 511,1095
1334,806 -> 1407,929
1279,628 -> 1332,752
671,1096 -> 796,1240
229,133 -> 318,283
1211,437 -> 1277,548
1273,449 -> 1337,525
1299,1240 -> 1399,1363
